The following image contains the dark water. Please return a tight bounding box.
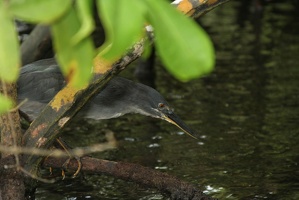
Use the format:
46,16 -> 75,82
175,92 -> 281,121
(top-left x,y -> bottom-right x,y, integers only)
36,1 -> 299,199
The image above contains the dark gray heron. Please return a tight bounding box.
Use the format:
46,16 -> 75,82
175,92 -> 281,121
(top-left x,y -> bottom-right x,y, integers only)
18,58 -> 197,138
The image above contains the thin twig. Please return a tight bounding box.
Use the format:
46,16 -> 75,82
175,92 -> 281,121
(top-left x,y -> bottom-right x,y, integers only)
9,98 -> 28,112
0,131 -> 116,157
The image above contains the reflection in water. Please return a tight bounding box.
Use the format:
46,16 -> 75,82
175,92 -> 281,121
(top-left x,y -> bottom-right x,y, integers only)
36,1 -> 299,199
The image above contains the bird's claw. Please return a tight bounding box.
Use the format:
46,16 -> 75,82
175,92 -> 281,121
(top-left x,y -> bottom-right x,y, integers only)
61,156 -> 82,179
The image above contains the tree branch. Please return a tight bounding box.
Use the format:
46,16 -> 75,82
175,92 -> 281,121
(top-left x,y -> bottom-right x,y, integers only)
0,82 -> 25,199
173,0 -> 231,18
21,40 -> 145,176
43,156 -> 217,200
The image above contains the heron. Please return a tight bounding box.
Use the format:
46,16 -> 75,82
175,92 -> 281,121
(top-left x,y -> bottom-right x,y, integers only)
18,58 -> 197,139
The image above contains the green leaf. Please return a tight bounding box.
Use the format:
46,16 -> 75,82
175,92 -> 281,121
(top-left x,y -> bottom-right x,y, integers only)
8,0 -> 72,23
72,0 -> 95,45
0,2 -> 20,82
97,0 -> 146,60
142,38 -> 153,60
145,0 -> 215,81
0,94 -> 13,115
51,7 -> 95,88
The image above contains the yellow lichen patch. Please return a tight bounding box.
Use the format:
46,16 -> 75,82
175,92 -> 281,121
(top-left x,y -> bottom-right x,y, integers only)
186,8 -> 195,16
66,59 -> 79,84
205,0 -> 218,5
177,0 -> 193,14
93,56 -> 113,74
58,117 -> 70,127
32,123 -> 47,138
198,0 -> 207,4
50,85 -> 79,111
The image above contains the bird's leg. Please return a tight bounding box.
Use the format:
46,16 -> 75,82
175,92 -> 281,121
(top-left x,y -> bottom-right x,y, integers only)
18,99 -> 82,177
55,138 -> 82,178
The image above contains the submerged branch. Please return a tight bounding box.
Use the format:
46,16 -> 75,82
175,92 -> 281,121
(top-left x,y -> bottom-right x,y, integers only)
43,156 -> 217,200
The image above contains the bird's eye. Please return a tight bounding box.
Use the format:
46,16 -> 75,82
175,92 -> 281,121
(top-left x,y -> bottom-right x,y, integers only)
158,103 -> 165,108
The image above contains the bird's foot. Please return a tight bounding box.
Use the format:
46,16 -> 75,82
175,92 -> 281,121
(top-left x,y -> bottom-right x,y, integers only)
55,138 -> 82,179
61,156 -> 82,179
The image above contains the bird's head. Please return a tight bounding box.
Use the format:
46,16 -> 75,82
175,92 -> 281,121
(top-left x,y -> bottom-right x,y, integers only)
84,76 -> 197,139
128,82 -> 198,139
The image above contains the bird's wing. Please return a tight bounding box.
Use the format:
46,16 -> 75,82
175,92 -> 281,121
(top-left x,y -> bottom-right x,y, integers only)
18,58 -> 65,119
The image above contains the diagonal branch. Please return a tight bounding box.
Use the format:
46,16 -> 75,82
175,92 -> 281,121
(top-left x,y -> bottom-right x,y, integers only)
173,0 -> 230,18
22,40 -> 145,175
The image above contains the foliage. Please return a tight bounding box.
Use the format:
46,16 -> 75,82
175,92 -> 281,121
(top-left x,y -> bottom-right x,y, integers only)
0,0 -> 215,113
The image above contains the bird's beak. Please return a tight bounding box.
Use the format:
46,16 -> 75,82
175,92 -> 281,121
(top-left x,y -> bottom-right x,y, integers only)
162,112 -> 198,139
